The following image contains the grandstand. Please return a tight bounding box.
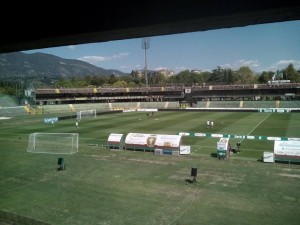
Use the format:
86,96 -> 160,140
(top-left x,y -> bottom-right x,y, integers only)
27,83 -> 299,110
0,83 -> 299,118
32,85 -> 185,105
191,83 -> 300,101
203,100 -> 240,108
0,95 -> 28,117
277,100 -> 300,108
2,84 -> 300,117
31,83 -> 300,106
36,102 -> 180,115
242,100 -> 277,108
0,95 -> 18,107
195,100 -> 300,110
0,106 -> 28,117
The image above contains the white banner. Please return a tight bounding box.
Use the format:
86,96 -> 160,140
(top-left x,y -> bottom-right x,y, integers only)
274,140 -> 300,156
107,133 -> 124,143
44,117 -> 58,123
217,138 -> 229,151
180,145 -> 191,155
125,133 -> 181,148
263,152 -> 274,163
137,109 -> 158,112
194,133 -> 206,137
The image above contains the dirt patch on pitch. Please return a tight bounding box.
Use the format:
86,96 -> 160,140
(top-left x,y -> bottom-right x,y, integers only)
203,171 -> 245,188
86,154 -> 111,161
279,173 -> 300,179
128,158 -> 174,165
0,117 -> 12,120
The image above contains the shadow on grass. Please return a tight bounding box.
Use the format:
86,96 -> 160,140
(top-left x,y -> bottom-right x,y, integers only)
274,160 -> 300,165
211,153 -> 217,158
257,158 -> 300,165
56,165 -> 66,171
185,179 -> 193,184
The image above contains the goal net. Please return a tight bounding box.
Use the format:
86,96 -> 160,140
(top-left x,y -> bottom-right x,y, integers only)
77,109 -> 96,120
27,133 -> 79,154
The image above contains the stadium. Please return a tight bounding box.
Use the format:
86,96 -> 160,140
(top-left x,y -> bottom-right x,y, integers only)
1,1 -> 300,224
1,81 -> 300,225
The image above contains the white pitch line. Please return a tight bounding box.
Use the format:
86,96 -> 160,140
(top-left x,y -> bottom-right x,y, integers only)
240,113 -> 272,143
167,184 -> 199,225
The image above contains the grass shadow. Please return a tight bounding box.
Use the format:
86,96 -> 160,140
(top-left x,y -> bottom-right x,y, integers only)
185,179 -> 193,184
211,153 -> 217,158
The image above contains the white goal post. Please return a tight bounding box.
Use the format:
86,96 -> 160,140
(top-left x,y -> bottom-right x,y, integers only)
76,109 -> 97,120
27,133 -> 79,154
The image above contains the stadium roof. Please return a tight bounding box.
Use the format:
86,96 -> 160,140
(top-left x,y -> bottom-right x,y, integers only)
1,0 -> 300,54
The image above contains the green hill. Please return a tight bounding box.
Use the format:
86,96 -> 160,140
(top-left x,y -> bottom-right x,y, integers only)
0,52 -> 128,83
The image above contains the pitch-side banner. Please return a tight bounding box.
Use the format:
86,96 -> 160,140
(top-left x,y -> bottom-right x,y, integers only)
177,132 -> 300,141
125,133 -> 182,148
217,138 -> 229,151
258,108 -> 291,113
263,152 -> 274,162
107,133 -> 124,143
274,140 -> 300,156
180,145 -> 191,155
44,117 -> 58,123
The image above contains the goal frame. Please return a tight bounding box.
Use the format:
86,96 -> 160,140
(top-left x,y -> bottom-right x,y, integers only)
27,132 -> 79,154
76,109 -> 97,120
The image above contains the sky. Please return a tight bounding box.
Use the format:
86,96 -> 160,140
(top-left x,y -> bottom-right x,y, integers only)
23,20 -> 300,74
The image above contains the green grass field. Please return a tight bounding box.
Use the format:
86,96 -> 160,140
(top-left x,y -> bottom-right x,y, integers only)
1,111 -> 300,225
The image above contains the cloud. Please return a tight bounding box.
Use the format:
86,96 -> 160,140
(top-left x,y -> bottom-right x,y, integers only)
155,66 -> 169,71
265,60 -> 300,71
78,56 -> 108,64
217,59 -> 300,72
201,68 -> 213,72
123,64 -> 141,69
78,52 -> 129,65
67,45 -> 76,50
111,52 -> 129,59
174,66 -> 187,72
220,59 -> 260,70
120,64 -> 140,70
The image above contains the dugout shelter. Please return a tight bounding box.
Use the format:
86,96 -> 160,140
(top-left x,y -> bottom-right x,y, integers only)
274,140 -> 300,163
124,133 -> 182,155
107,133 -> 125,149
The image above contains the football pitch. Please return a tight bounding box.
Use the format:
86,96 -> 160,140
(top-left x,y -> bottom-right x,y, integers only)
0,111 -> 300,225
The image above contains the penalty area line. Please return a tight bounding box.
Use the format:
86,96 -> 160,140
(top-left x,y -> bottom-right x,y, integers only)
240,113 -> 272,144
166,184 -> 199,225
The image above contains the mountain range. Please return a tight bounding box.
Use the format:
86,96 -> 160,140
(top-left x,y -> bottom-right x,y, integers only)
0,52 -> 128,81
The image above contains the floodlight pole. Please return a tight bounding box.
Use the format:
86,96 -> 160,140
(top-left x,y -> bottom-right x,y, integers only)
142,37 -> 150,87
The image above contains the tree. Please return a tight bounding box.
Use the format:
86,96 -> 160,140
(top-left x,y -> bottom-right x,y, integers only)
54,78 -> 72,88
258,71 -> 273,83
209,66 -> 223,83
113,80 -> 128,87
168,70 -> 191,84
234,66 -> 256,84
108,74 -> 118,84
222,68 -> 233,84
91,75 -> 107,86
285,63 -> 300,82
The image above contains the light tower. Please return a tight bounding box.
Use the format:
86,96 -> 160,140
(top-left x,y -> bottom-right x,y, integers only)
141,37 -> 150,87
